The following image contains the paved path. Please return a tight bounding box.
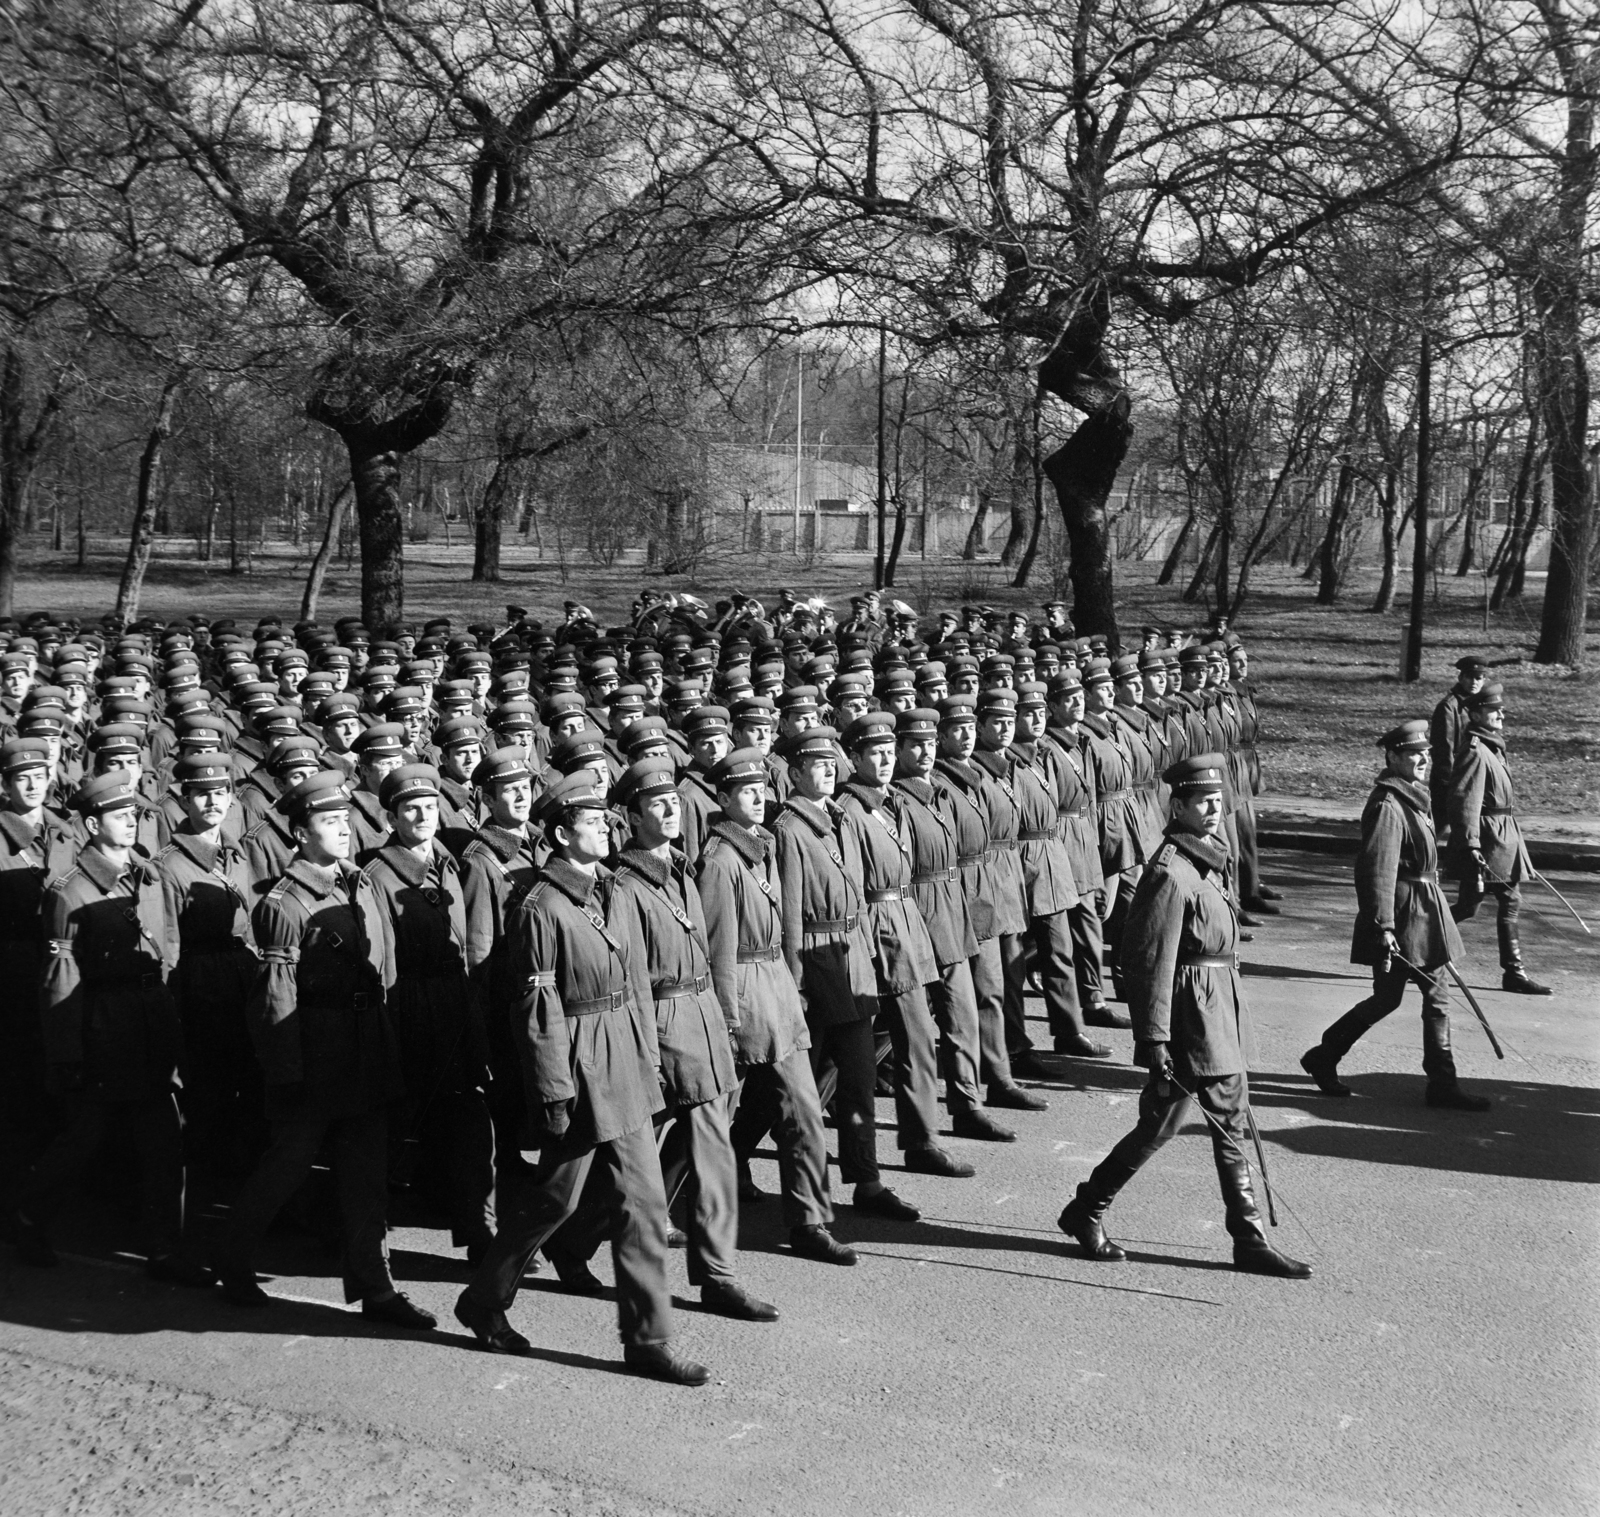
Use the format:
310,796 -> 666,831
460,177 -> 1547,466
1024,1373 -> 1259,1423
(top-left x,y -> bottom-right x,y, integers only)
2,848 -> 1597,1517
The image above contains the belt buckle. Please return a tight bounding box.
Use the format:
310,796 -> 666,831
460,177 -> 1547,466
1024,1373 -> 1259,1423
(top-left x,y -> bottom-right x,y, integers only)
352,991 -> 371,1011
695,974 -> 709,994
140,972 -> 158,991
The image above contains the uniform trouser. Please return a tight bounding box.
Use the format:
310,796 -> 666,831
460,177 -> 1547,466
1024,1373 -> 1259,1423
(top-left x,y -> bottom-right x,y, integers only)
1235,800 -> 1262,902
216,1103 -> 394,1302
1103,868 -> 1141,983
1018,911 -> 1087,1050
729,1048 -> 834,1229
1067,897 -> 1107,1010
180,1027 -> 266,1196
875,982 -> 942,1151
1313,961 -> 1457,1082
808,1017 -> 880,1185
1077,1072 -> 1265,1246
926,958 -> 983,1110
559,1092 -> 740,1287
467,1120 -> 674,1347
20,1091 -> 183,1257
971,935 -> 1019,1082
399,1090 -> 496,1247
1452,876 -> 1524,968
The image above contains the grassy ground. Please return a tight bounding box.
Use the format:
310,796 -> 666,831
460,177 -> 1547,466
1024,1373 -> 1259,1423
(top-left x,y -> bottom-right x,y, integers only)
17,539 -> 1600,815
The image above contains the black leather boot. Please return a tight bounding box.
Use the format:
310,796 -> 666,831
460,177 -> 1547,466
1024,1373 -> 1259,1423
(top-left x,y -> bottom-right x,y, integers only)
1426,1080 -> 1491,1111
1219,1150 -> 1312,1278
1299,1046 -> 1352,1098
1057,1183 -> 1126,1262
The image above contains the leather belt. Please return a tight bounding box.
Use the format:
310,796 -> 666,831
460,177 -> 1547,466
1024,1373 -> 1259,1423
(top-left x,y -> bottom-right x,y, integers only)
1179,955 -> 1236,971
1057,806 -> 1090,820
803,915 -> 857,934
957,850 -> 993,868
1099,789 -> 1132,801
1480,807 -> 1513,816
912,867 -> 957,885
1019,828 -> 1054,842
87,970 -> 163,991
737,945 -> 782,963
1397,870 -> 1440,883
990,838 -> 1017,851
566,988 -> 624,1016
654,974 -> 710,1000
865,886 -> 908,903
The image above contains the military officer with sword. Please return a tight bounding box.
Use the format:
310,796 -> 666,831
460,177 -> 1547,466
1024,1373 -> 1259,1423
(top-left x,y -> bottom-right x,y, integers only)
1301,720 -> 1495,1111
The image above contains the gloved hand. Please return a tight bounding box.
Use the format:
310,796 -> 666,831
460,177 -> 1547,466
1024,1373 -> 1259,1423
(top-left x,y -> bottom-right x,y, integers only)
541,1099 -> 572,1141
1137,1042 -> 1174,1086
1379,928 -> 1399,972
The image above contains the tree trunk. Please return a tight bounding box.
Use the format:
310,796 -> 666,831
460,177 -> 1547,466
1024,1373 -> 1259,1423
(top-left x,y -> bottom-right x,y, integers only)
1495,453 -> 1546,608
114,376 -> 182,624
473,451 -> 522,583
1214,505 -> 1232,615
1316,464 -> 1359,604
1454,461 -> 1486,575
885,493 -> 910,585
1533,329 -> 1593,664
1403,312 -> 1433,683
346,439 -> 407,627
1183,521 -> 1222,603
1157,505 -> 1197,585
1012,426 -> 1047,589
0,344 -> 68,618
1487,420 -> 1538,576
1370,466 -> 1401,612
1041,409 -> 1130,638
961,490 -> 991,559
301,480 -> 352,622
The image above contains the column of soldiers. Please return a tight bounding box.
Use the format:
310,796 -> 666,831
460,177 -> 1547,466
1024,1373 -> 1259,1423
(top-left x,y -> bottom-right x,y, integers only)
0,595 -> 1539,1383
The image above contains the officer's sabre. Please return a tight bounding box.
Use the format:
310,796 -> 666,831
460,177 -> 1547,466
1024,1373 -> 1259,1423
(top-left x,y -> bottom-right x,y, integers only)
1391,950 -> 1504,1060
1243,1105 -> 1278,1227
1531,871 -> 1592,935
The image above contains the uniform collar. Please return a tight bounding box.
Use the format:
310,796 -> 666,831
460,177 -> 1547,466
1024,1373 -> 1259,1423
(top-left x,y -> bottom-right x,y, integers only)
1468,723 -> 1506,754
616,840 -> 675,888
77,844 -> 146,891
476,821 -> 530,862
840,778 -> 890,812
781,794 -> 836,835
0,809 -> 39,849
893,776 -> 936,804
709,816 -> 770,865
1164,824 -> 1230,875
971,747 -> 1010,778
1079,712 -> 1113,738
1375,773 -> 1432,813
168,826 -> 222,869
284,856 -> 356,899
539,855 -> 602,906
374,838 -> 446,887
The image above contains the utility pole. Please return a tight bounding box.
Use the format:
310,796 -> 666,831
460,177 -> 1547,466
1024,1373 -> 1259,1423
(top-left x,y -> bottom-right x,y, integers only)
875,325 -> 887,588
793,351 -> 803,552
1404,272 -> 1433,683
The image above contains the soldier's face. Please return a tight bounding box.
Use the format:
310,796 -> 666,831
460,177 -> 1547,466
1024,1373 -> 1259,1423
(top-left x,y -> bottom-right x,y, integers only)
1460,671 -> 1485,696
1143,669 -> 1167,700
852,740 -> 895,787
91,803 -> 140,849
896,736 -> 935,780
183,783 -> 233,830
298,807 -> 352,863
720,780 -> 765,829
279,666 -> 306,694
1173,790 -> 1223,837
1115,675 -> 1143,708
325,716 -> 362,753
441,741 -> 481,782
790,754 -> 836,801
632,789 -> 681,846
692,732 -> 731,768
737,723 -> 773,756
470,671 -> 492,701
1086,680 -> 1115,713
556,804 -> 610,863
103,753 -> 141,777
1387,748 -> 1429,784
1018,706 -> 1046,740
1229,651 -> 1248,681
938,718 -> 975,762
488,776 -> 533,827
1483,706 -> 1505,731
401,712 -> 426,746
392,795 -> 439,848
884,689 -> 916,714
3,670 -> 30,698
978,714 -> 1014,751
4,766 -> 48,811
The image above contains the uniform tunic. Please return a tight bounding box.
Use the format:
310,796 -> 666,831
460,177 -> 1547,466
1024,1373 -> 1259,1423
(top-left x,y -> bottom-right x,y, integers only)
1351,775 -> 1463,972
1449,728 -> 1531,886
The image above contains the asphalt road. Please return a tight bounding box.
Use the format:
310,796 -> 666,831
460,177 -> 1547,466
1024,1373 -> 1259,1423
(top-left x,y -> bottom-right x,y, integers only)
2,848 -> 1597,1517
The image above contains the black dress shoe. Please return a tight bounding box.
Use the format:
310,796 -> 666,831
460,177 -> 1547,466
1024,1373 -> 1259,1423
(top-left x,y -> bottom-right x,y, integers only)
701,1281 -> 779,1321
1083,1003 -> 1133,1030
1258,885 -> 1284,901
987,1082 -> 1048,1112
1239,930 -> 1255,942
903,1144 -> 975,1178
1299,1047 -> 1352,1098
1244,897 -> 1281,916
667,1227 -> 688,1249
1502,968 -> 1552,995
952,1108 -> 1017,1143
1426,1083 -> 1491,1112
1057,1197 -> 1126,1262
13,1214 -> 58,1268
1054,1035 -> 1112,1059
789,1225 -> 857,1266
363,1292 -> 438,1331
853,1186 -> 921,1222
147,1255 -> 216,1289
1008,1049 -> 1055,1081
454,1291 -> 533,1355
216,1273 -> 274,1308
623,1343 -> 711,1385
544,1250 -> 605,1294
1238,910 -> 1262,927
1234,1242 -> 1313,1278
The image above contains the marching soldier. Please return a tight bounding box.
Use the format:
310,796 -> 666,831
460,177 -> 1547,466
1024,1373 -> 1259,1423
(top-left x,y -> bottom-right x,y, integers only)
1449,684 -> 1550,996
701,747 -> 856,1263
15,772 -> 209,1285
1302,721 -> 1491,1109
455,772 -> 711,1385
362,764 -> 495,1262
212,771 -> 436,1329
1058,755 -> 1312,1279
1429,655 -> 1487,828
